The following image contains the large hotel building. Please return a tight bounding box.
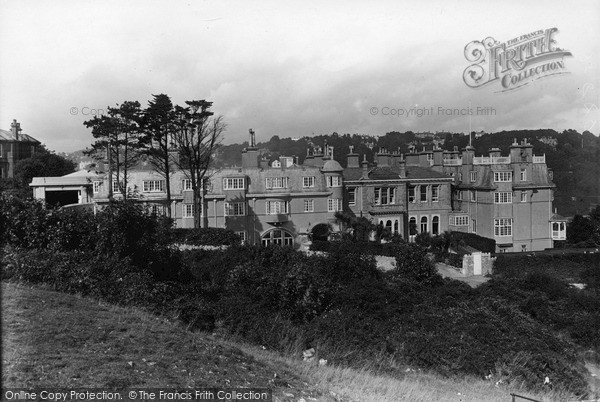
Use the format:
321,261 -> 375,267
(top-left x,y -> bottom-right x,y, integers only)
30,132 -> 567,252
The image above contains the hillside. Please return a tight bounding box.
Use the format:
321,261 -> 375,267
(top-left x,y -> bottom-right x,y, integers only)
1,282 -> 329,401
2,281 -> 570,402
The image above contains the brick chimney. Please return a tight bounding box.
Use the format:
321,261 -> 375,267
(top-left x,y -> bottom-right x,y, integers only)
361,155 -> 370,179
11,119 -> 21,140
242,129 -> 260,168
376,148 -> 390,167
347,145 -> 359,168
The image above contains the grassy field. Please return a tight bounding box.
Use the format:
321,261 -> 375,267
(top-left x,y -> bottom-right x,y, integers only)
1,281 -> 577,402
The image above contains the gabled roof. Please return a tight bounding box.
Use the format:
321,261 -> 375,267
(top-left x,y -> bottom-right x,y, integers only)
0,129 -> 40,143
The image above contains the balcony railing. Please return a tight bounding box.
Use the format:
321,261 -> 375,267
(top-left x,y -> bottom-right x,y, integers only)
443,158 -> 462,166
533,154 -> 545,163
473,156 -> 511,165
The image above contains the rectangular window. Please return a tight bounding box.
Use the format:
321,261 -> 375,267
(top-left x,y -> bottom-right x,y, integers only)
182,204 -> 194,218
266,177 -> 289,189
328,198 -> 342,212
494,171 -> 512,182
143,180 -> 165,192
375,187 -> 395,205
303,176 -> 315,188
470,190 -> 476,202
224,202 -> 246,216
93,181 -> 101,194
432,185 -> 439,202
494,218 -> 513,236
223,177 -> 245,190
182,179 -> 192,191
408,186 -> 416,203
327,176 -> 342,187
304,199 -> 314,212
521,192 -> 527,202
235,231 -> 247,244
150,204 -> 166,215
113,180 -> 124,193
451,215 -> 469,226
494,192 -> 513,204
456,190 -> 462,201
204,179 -> 213,193
348,188 -> 357,205
420,185 -> 427,202
472,219 -> 477,233
266,201 -> 289,215
520,169 -> 527,181
470,171 -> 477,182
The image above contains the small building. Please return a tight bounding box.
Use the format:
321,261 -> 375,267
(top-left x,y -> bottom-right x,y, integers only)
0,120 -> 41,179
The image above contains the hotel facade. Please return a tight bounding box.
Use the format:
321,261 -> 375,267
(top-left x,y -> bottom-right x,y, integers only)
30,134 -> 566,252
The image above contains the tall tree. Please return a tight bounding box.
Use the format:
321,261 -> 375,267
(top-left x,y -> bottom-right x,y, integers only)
173,100 -> 225,228
113,101 -> 143,198
83,101 -> 143,199
141,94 -> 177,217
84,114 -> 117,199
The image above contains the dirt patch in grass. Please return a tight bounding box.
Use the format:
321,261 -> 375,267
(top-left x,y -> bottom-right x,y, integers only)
1,282 -> 334,401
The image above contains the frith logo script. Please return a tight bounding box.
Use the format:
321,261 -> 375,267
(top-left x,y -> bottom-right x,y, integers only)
463,28 -> 572,92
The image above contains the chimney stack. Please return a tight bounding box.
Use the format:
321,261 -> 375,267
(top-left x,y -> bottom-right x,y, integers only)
361,154 -> 369,179
11,119 -> 21,140
347,145 -> 359,168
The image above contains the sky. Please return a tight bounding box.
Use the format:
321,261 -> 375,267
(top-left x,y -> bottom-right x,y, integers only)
1,0 -> 599,152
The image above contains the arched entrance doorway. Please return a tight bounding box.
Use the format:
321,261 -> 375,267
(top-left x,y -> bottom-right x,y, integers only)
311,223 -> 330,242
261,229 -> 294,246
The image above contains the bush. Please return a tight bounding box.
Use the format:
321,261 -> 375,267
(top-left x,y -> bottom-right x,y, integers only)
391,243 -> 442,285
170,228 -> 241,246
448,231 -> 496,253
309,239 -> 405,257
95,200 -> 173,268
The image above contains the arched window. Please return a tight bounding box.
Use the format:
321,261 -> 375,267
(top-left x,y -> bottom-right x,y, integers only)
420,216 -> 428,233
262,229 -> 294,246
385,220 -> 393,233
432,216 -> 439,235
394,220 -> 399,235
409,217 -> 417,235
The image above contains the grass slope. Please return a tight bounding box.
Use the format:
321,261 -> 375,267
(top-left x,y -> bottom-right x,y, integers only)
1,282 -> 329,401
2,281 -> 567,402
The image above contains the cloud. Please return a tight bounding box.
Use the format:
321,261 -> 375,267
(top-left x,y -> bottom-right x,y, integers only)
1,0 -> 599,152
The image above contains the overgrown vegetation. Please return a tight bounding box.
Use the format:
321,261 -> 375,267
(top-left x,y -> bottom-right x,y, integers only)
1,194 -> 598,398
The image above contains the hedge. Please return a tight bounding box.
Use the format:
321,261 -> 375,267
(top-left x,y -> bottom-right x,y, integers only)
447,231 -> 496,254
170,228 -> 241,246
309,240 -> 404,257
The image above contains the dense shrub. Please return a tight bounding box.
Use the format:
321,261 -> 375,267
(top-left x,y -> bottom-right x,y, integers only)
171,228 -> 241,246
3,192 -> 597,397
1,195 -> 50,249
390,243 -> 442,285
309,239 -> 405,257
493,252 -> 600,282
95,201 -> 173,268
447,231 -> 496,253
